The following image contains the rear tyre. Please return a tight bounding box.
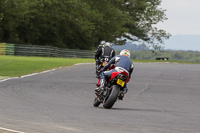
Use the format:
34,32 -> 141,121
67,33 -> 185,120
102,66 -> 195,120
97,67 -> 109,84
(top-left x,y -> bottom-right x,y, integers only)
103,85 -> 120,109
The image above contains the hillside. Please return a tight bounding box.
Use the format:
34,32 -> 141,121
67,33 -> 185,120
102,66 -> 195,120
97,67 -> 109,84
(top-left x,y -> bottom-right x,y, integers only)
112,41 -> 148,51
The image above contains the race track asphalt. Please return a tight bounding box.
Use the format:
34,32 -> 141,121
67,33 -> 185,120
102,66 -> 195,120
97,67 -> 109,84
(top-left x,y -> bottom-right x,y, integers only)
0,63 -> 200,133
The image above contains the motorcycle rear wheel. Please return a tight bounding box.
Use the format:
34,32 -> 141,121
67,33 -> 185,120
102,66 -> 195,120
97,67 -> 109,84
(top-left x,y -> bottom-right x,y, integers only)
103,85 -> 120,109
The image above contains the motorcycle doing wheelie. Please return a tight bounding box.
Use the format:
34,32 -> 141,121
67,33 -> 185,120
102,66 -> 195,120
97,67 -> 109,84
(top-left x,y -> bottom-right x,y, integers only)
93,67 -> 130,109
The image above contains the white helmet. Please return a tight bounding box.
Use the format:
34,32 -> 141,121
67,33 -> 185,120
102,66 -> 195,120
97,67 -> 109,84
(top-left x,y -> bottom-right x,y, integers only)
104,42 -> 111,47
120,49 -> 130,58
100,40 -> 106,45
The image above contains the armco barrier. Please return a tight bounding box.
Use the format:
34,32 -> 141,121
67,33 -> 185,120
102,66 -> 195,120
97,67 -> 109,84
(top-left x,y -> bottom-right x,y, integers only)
0,43 -> 6,55
6,44 -> 15,55
0,43 -> 95,58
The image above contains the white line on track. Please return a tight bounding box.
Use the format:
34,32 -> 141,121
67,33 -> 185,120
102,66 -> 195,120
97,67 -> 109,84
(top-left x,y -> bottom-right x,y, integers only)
75,63 -> 94,65
0,63 -> 94,132
0,68 -> 57,83
0,127 -> 26,133
0,63 -> 94,83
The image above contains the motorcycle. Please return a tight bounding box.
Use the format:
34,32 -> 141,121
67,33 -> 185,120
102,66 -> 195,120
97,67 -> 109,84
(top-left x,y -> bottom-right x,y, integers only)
96,57 -> 110,78
93,67 -> 130,109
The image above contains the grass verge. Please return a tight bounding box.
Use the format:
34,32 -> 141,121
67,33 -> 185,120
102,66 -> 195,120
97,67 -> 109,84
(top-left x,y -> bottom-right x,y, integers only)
0,56 -> 197,79
0,55 -> 94,78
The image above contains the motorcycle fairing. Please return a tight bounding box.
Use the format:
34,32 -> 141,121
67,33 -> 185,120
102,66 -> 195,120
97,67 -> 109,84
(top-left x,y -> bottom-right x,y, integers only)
110,71 -> 130,83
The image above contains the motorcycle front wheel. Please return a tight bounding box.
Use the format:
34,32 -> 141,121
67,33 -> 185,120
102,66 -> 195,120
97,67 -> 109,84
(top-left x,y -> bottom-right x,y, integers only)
93,97 -> 101,107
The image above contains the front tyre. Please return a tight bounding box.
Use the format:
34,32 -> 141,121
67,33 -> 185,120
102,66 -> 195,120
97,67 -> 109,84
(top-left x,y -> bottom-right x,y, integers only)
93,97 -> 101,107
103,85 -> 120,109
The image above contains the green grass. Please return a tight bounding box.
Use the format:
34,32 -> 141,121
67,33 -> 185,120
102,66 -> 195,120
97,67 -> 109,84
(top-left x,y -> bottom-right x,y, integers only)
0,55 -> 94,78
0,55 -> 197,79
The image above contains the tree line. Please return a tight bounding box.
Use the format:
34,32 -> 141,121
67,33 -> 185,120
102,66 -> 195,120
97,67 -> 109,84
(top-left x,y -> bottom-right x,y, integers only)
125,50 -> 200,63
0,0 -> 170,50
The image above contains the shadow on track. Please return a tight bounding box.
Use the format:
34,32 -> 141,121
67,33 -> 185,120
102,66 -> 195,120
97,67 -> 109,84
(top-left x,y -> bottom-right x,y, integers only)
108,107 -> 163,113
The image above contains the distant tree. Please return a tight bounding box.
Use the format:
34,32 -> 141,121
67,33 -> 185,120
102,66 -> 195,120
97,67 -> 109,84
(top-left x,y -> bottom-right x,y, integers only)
173,52 -> 183,60
0,0 -> 29,42
0,0 -> 171,50
119,0 -> 171,49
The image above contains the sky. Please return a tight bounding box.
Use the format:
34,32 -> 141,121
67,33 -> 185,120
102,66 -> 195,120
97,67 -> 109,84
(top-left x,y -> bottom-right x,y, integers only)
156,0 -> 200,51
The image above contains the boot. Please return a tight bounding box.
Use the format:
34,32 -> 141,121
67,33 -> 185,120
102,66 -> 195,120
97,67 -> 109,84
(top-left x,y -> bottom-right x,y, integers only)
118,93 -> 124,100
124,86 -> 128,94
95,79 -> 105,93
118,87 -> 128,100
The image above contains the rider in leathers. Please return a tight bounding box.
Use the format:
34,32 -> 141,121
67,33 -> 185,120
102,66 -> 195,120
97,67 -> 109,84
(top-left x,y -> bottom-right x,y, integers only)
95,42 -> 115,71
96,49 -> 134,99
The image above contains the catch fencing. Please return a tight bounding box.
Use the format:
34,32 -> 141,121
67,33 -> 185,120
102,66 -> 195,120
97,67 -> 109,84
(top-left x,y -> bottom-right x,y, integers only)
0,43 -> 95,58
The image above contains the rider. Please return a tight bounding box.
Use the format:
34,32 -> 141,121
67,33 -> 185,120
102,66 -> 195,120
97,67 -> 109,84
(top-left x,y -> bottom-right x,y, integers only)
95,49 -> 134,100
95,41 -> 115,75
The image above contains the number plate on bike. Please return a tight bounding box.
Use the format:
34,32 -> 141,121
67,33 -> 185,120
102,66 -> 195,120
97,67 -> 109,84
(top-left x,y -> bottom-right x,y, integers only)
102,62 -> 107,66
117,79 -> 125,87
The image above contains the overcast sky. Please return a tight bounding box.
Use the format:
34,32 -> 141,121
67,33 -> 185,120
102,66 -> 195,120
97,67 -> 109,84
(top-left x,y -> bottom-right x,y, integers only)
156,0 -> 200,51
157,0 -> 200,35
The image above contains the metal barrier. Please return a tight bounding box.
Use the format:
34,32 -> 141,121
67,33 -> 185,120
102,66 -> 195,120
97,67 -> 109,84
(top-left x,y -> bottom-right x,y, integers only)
0,43 -> 95,58
0,43 -> 6,55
